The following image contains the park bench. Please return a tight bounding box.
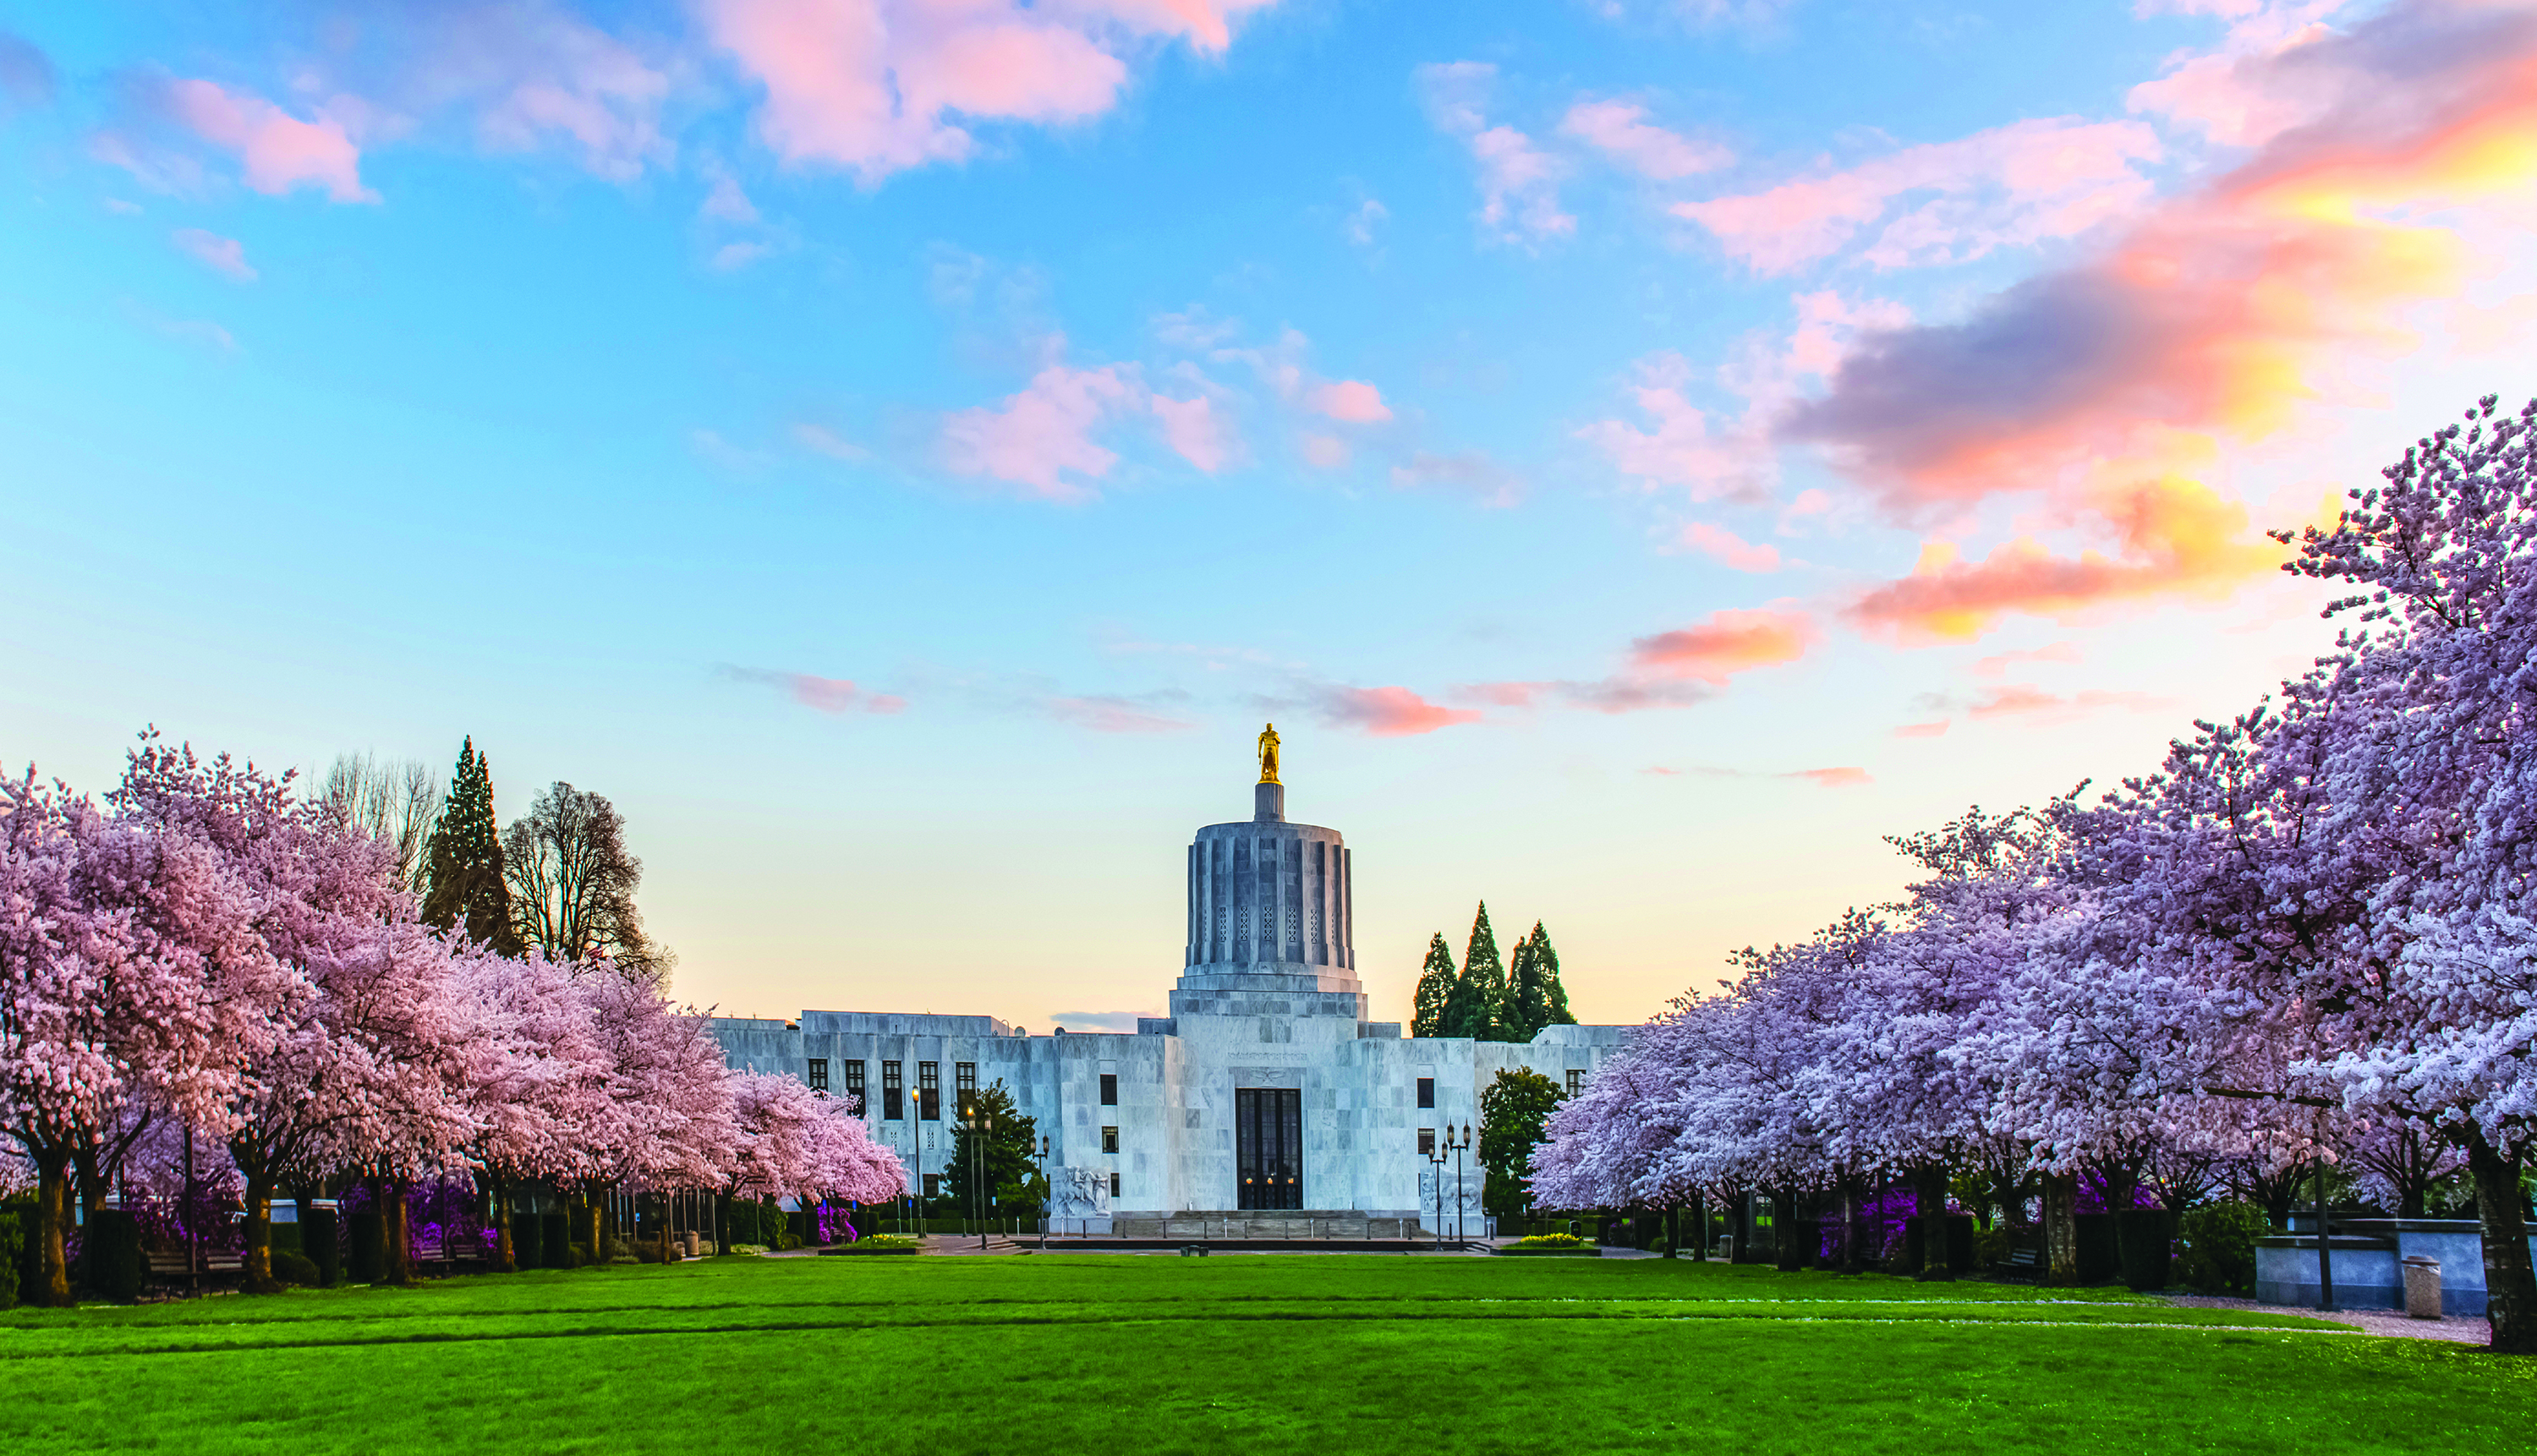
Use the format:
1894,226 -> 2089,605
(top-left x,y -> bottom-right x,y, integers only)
1993,1246 -> 2043,1284
145,1249 -> 243,1285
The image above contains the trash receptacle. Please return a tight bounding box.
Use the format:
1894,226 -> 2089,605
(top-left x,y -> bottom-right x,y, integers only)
2402,1256 -> 2442,1319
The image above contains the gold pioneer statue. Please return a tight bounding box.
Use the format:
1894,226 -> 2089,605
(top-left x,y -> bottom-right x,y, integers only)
1258,722 -> 1280,785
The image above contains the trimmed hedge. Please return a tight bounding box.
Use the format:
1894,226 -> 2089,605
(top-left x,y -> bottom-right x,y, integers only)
84,1210 -> 145,1302
271,1248 -> 322,1286
304,1207 -> 341,1287
1493,1246 -> 1600,1257
0,1200 -> 24,1309
346,1212 -> 384,1284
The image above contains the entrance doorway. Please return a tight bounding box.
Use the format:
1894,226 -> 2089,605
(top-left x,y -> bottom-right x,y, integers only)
1236,1088 -> 1302,1210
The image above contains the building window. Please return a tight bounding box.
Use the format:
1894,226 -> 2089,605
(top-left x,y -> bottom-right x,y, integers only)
807,1058 -> 829,1093
882,1060 -> 904,1120
956,1060 -> 978,1118
1416,1076 -> 1435,1109
1102,1126 -> 1120,1154
843,1059 -> 866,1113
1565,1070 -> 1586,1097
923,1174 -> 940,1199
1109,1171 -> 1121,1199
919,1061 -> 941,1120
1099,1073 -> 1118,1106
1418,1128 -> 1435,1156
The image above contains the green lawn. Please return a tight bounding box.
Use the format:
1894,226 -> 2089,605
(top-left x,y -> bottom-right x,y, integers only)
2,1254 -> 2529,1453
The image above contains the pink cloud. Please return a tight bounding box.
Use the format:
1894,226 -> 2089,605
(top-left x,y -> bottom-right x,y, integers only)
940,360 -> 1142,502
1971,640 -> 2079,676
1045,694 -> 1195,733
1416,62 -> 1574,245
160,79 -> 377,203
1962,682 -> 2167,722
1312,685 -> 1483,736
1893,720 -> 1950,738
726,666 -> 907,714
700,0 -> 1276,185
1559,98 -> 1730,179
171,227 -> 255,282
1152,393 -> 1236,472
1310,379 -> 1391,423
1673,116 -> 2160,273
1630,606 -> 1814,681
1678,522 -> 1781,572
1301,434 -> 1350,469
466,12 -> 673,180
1642,763 -> 1873,787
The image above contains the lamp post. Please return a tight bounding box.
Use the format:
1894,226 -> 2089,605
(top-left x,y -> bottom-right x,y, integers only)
962,1102 -> 995,1251
1449,1123 -> 1473,1243
1026,1135 -> 1050,1251
1424,1136 -> 1452,1251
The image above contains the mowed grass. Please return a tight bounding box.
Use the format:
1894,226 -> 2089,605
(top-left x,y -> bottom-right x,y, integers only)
3,1254 -> 2530,1454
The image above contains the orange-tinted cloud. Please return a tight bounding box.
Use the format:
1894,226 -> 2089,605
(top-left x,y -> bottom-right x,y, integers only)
1893,720 -> 1950,738
1785,2 -> 2537,517
703,0 -> 1277,184
1312,685 -> 1482,736
1972,640 -> 2079,676
1847,473 -> 2284,639
1630,607 -> 1814,681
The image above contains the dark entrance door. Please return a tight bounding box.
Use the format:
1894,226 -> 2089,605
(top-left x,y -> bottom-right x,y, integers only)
1236,1088 -> 1302,1210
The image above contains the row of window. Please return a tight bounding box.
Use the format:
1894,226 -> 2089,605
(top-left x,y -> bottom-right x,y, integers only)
806,1062 -> 1586,1116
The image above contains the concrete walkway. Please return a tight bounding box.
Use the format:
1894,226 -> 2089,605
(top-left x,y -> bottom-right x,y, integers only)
2159,1292 -> 2492,1344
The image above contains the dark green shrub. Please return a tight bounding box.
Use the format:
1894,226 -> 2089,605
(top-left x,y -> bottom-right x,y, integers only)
539,1212 -> 569,1269
1972,1222 -> 2018,1268
304,1208 -> 340,1287
2176,1201 -> 2271,1294
510,1214 -> 542,1272
346,1212 -> 385,1284
271,1249 -> 321,1286
568,1242 -> 591,1269
83,1210 -> 145,1302
2115,1208 -> 2171,1290
0,1201 -> 23,1309
2073,1213 -> 2120,1282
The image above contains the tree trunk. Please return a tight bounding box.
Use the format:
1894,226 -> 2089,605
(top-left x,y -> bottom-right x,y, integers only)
240,1168 -> 279,1294
1837,1182 -> 1866,1274
34,1155 -> 73,1308
2467,1132 -> 2536,1354
2044,1171 -> 2079,1284
1689,1188 -> 1708,1262
1915,1164 -> 1953,1281
382,1177 -> 414,1286
483,1172 -> 513,1273
656,1192 -> 671,1264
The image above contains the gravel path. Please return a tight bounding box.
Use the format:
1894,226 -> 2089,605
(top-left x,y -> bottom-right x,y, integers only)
2159,1292 -> 2491,1344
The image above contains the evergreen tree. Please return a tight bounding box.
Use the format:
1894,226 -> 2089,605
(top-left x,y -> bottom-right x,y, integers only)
1411,933 -> 1456,1037
419,738 -> 521,955
1478,1067 -> 1564,1218
943,1081 -> 1043,1220
1504,920 -> 1576,1041
1532,921 -> 1576,1028
1444,901 -> 1507,1040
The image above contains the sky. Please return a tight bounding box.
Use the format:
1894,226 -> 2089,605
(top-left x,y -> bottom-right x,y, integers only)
4,0 -> 2535,1034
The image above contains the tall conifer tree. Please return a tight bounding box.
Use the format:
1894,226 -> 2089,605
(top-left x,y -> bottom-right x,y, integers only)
1504,921 -> 1576,1040
1444,901 -> 1507,1040
1531,921 -> 1575,1028
420,737 -> 520,955
1411,933 -> 1456,1037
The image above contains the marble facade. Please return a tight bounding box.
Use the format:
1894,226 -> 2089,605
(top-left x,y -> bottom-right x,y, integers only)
709,769 -> 1628,1233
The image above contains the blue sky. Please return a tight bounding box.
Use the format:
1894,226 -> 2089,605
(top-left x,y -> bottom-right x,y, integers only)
5,0 -> 2533,1030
